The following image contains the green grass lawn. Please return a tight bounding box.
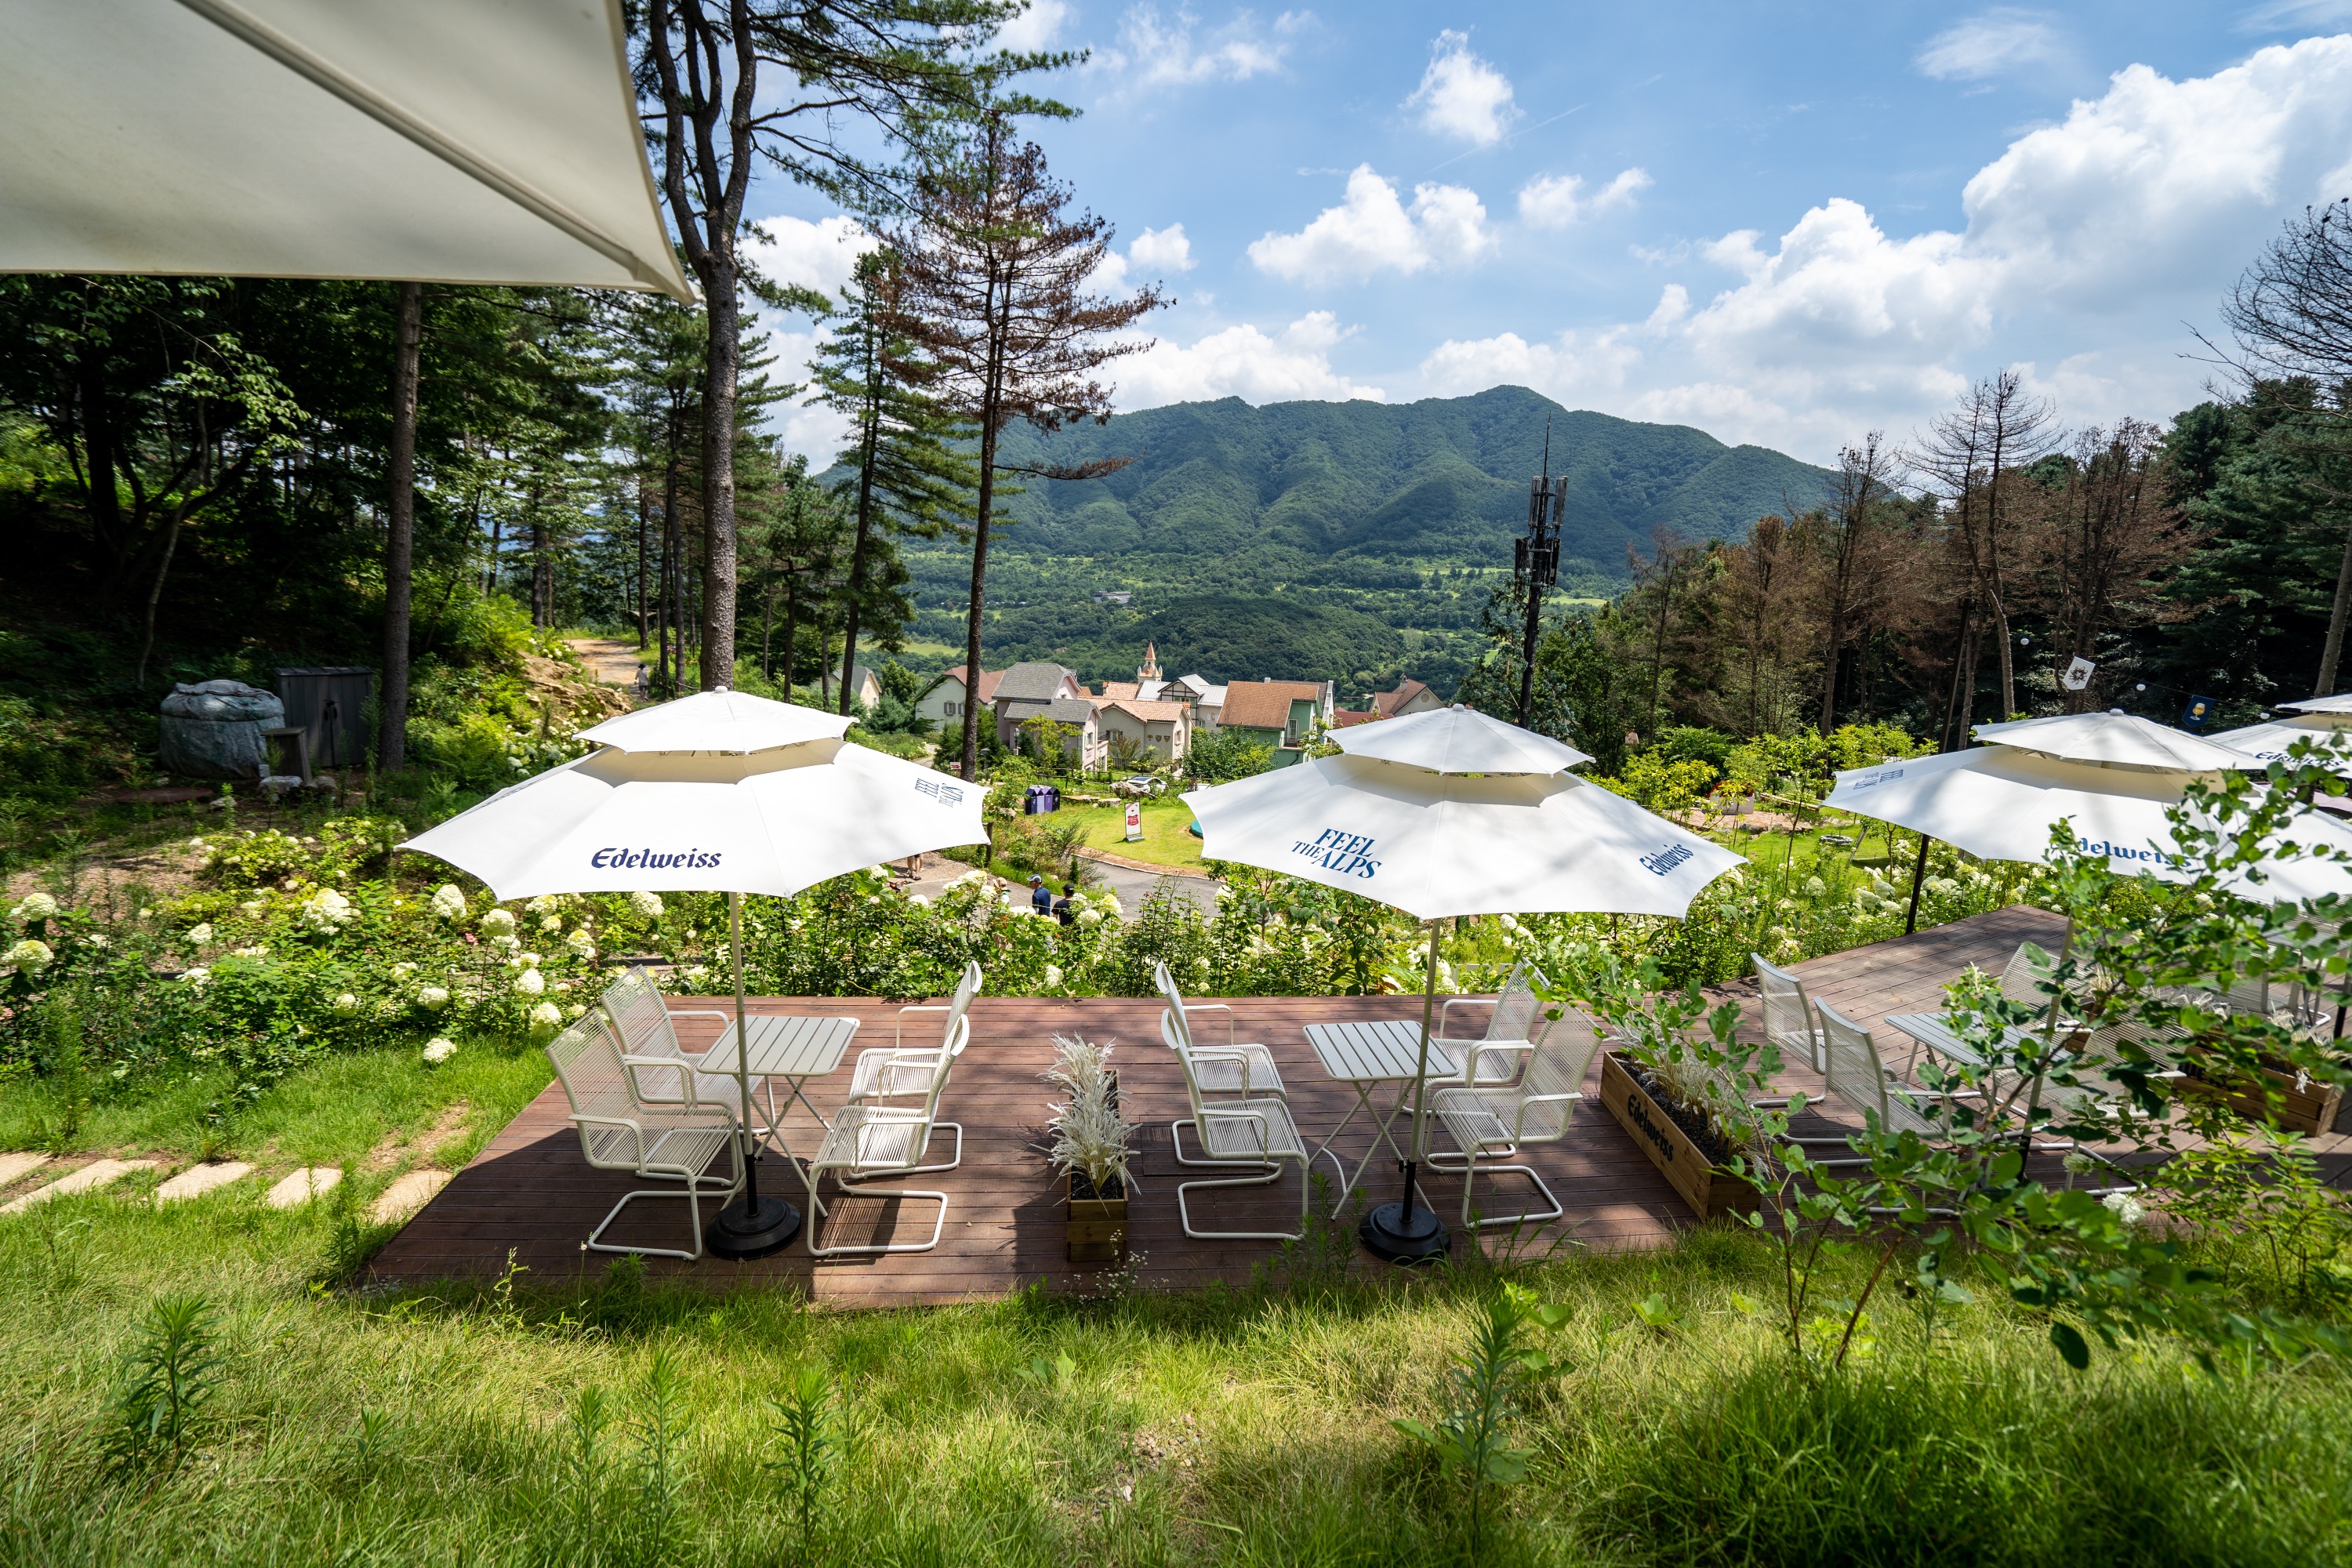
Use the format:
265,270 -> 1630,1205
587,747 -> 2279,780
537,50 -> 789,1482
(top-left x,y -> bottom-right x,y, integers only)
1062,797 -> 1208,871
5,1043 -> 2352,1565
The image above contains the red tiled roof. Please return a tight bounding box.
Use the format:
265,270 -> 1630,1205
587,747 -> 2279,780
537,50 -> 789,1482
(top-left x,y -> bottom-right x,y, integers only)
1218,679 -> 1323,731
943,665 -> 1003,703
1371,678 -> 1429,717
1103,699 -> 1190,723
1332,709 -> 1375,728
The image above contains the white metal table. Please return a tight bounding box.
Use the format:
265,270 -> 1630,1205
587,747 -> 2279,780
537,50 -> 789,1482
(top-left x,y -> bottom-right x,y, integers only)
692,1014 -> 860,1182
1303,1018 -> 1457,1218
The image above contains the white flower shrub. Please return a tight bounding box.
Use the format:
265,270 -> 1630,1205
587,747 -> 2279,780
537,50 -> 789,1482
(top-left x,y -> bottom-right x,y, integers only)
539,914 -> 563,932
11,892 -> 58,921
514,967 -> 546,996
301,887 -> 354,931
181,966 -> 211,987
391,960 -> 416,978
332,992 -> 358,1013
565,927 -> 597,960
430,884 -> 467,920
529,1001 -> 564,1030
418,985 -> 450,1008
2,938 -> 53,976
1044,964 -> 1064,990
423,1037 -> 457,1065
480,908 -> 517,934
630,891 -> 664,920
185,923 -> 214,946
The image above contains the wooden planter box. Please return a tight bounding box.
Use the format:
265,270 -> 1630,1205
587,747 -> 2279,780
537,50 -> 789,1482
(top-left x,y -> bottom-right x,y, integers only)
1599,1051 -> 1761,1220
2182,1050 -> 2346,1135
1066,1171 -> 1128,1265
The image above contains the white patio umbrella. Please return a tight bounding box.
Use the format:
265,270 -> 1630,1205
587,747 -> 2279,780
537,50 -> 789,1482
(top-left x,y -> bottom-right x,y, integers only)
1182,704 -> 1743,1261
1824,710 -> 2352,908
401,689 -> 985,1257
1,0 -> 691,299
2212,695 -> 2352,812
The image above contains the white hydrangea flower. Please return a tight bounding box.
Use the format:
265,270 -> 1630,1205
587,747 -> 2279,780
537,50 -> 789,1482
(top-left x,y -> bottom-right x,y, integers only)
233,945 -> 269,959
423,1037 -> 458,1065
480,908 -> 517,934
630,891 -> 665,920
2102,1191 -> 2146,1229
1497,913 -> 1519,931
1802,876 -> 1827,898
301,887 -> 354,931
12,892 -> 58,921
181,966 -> 211,987
909,894 -> 932,908
418,985 -> 450,1008
1076,908 -> 1102,928
430,884 -> 467,920
489,933 -> 521,952
3,938 -> 53,975
180,922 -> 212,949
514,967 -> 546,996
565,927 -> 597,960
391,961 -> 417,978
519,951 -> 542,968
239,899 -> 267,916
528,1001 -> 564,1029
564,1003 -> 587,1019
526,894 -> 563,916
539,914 -> 563,932
1043,964 -> 1064,990
332,992 -> 358,1013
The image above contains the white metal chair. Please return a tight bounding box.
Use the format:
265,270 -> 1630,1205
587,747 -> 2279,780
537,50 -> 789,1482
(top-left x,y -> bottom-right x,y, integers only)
1817,1000 -> 1949,1140
1156,960 -> 1285,1102
1169,1029 -> 1324,1241
848,960 -> 982,1103
802,1014 -> 966,1257
1753,952 -> 1828,1074
1426,1015 -> 1599,1228
1429,961 -> 1557,1091
545,1010 -> 741,1261
600,965 -> 746,1115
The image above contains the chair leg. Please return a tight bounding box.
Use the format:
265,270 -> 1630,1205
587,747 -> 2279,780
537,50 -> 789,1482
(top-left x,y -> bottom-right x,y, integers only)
838,1124 -> 964,1182
1176,1157 -> 1305,1242
1454,1155 -> 1563,1229
804,1163 -> 951,1257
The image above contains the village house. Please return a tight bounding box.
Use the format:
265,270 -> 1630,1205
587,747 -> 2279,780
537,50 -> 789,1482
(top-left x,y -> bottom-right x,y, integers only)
1011,697 -> 1107,771
918,663 -> 1001,731
990,661 -> 1091,750
1095,697 -> 1192,765
1214,678 -> 1335,766
1370,677 -> 1441,720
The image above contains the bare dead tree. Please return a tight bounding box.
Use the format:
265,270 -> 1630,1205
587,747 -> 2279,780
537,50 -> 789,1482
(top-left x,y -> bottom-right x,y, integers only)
1714,515 -> 1816,737
2026,420 -> 2201,711
2220,198 -> 2352,695
1911,372 -> 2060,720
892,115 -> 1166,779
1807,433 -> 1903,733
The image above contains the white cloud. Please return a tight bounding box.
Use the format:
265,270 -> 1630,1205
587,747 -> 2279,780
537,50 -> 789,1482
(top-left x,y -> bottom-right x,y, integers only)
2238,0 -> 2352,32
1517,168 -> 1653,229
1115,313 -> 1386,406
742,215 -> 878,301
1089,5 -> 1301,89
1407,30 -> 1517,145
1415,35 -> 2352,456
1129,223 -> 1197,273
1247,165 -> 1493,282
1916,9 -> 2067,81
995,0 -> 1070,51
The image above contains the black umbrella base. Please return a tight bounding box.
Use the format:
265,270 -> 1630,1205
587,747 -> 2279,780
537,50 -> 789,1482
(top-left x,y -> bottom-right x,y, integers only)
1360,1201 -> 1451,1263
707,1194 -> 800,1260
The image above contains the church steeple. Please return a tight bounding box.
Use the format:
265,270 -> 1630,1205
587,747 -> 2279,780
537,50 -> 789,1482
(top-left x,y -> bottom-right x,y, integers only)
1138,641 -> 1160,682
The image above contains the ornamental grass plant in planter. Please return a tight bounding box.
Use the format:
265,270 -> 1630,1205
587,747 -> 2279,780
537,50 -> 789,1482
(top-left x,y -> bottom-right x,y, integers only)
1044,1035 -> 1134,1265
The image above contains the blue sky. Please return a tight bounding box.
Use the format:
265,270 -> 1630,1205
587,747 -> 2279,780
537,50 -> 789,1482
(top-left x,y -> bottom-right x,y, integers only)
750,2 -> 2352,463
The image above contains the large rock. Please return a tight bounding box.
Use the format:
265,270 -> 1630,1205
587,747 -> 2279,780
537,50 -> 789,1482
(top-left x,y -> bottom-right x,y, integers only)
158,680 -> 284,779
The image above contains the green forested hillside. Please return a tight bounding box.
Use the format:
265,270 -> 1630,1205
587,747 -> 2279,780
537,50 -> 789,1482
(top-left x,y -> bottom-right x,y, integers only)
903,386 -> 1833,699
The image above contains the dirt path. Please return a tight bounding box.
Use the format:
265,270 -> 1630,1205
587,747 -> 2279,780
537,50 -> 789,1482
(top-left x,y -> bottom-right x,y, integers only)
566,637 -> 646,702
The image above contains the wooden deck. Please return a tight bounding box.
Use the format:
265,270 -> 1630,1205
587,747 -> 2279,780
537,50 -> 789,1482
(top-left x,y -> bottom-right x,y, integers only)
368,907 -> 2073,1304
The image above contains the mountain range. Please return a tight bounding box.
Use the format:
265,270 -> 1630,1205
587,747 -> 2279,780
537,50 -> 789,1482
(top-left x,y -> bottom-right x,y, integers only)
898,386 -> 1835,699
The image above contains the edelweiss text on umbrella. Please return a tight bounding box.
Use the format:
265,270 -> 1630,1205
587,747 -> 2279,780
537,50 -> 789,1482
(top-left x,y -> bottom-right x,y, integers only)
589,848 -> 723,869
2078,837 -> 2178,868
1638,842 -> 1694,876
1290,828 -> 1381,879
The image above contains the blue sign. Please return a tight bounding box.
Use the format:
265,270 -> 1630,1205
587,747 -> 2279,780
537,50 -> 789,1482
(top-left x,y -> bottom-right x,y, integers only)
2181,695 -> 2216,731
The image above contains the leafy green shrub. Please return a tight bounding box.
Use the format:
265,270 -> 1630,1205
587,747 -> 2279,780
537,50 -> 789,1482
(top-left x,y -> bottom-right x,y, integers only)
1185,728 -> 1273,783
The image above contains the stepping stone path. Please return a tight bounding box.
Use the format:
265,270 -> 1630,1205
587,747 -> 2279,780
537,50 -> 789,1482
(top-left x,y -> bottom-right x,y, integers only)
264,1167 -> 344,1209
0,1152 -> 50,1188
154,1162 -> 255,1203
1,1159 -> 164,1214
369,1169 -> 451,1225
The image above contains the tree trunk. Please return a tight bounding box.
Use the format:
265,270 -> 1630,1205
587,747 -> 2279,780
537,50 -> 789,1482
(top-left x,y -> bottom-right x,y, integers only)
960,412 -> 1001,780
134,502 -> 187,691
635,475 -> 650,651
699,255 -> 741,691
79,355 -> 126,572
817,620 -> 833,707
838,344 -> 884,716
1818,592 -> 1846,735
778,577 -> 801,698
2318,514 -> 2352,697
1989,593 -> 2016,720
379,280 -> 423,771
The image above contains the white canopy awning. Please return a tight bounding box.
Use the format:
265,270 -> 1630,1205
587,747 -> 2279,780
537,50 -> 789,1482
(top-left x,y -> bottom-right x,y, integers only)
0,0 -> 693,300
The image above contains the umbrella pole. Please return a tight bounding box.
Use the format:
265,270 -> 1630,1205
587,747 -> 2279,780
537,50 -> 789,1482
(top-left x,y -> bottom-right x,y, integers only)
1360,920 -> 1452,1262
1904,833 -> 1933,935
708,891 -> 800,1259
